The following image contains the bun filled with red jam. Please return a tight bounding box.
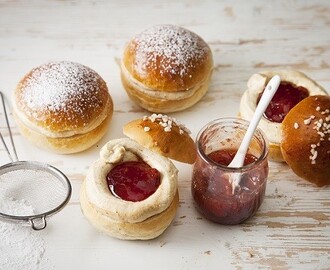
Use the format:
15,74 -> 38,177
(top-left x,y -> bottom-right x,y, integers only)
80,114 -> 196,240
80,138 -> 179,240
239,70 -> 328,161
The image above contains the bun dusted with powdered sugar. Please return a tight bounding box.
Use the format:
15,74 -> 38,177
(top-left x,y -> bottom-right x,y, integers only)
13,61 -> 113,154
121,24 -> 213,113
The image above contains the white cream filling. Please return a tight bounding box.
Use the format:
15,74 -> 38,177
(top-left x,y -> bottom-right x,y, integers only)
85,138 -> 178,223
240,70 -> 328,144
121,61 -> 208,100
12,96 -> 110,138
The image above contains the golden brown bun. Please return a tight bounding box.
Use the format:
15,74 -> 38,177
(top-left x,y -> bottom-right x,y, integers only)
13,61 -> 113,153
239,70 -> 328,162
281,95 -> 330,186
121,24 -> 213,113
123,114 -> 196,164
14,111 -> 112,154
121,72 -> 211,113
80,181 -> 179,240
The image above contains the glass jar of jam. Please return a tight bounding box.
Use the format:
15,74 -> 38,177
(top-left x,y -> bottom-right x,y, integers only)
191,118 -> 269,225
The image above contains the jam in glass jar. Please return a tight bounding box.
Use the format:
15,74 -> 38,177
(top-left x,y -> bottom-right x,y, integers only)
191,118 -> 269,225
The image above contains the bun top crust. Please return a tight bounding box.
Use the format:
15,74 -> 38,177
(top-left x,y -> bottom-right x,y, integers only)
14,61 -> 112,134
281,95 -> 330,186
123,114 -> 197,164
122,25 -> 213,92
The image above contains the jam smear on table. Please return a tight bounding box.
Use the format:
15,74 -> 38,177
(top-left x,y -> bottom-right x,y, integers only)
257,81 -> 309,123
107,161 -> 161,202
192,148 -> 267,224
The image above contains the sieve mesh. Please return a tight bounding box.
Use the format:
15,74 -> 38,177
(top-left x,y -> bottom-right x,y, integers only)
0,161 -> 71,230
0,163 -> 69,217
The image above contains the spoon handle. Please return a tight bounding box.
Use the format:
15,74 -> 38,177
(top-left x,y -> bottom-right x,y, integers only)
228,75 -> 281,168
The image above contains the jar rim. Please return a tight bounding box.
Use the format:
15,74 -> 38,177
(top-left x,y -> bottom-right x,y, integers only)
195,117 -> 268,172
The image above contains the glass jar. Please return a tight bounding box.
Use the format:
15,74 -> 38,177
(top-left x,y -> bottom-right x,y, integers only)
191,118 -> 269,225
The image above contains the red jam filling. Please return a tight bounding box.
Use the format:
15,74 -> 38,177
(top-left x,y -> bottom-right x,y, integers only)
106,161 -> 161,202
257,81 -> 309,123
208,149 -> 257,166
192,148 -> 267,224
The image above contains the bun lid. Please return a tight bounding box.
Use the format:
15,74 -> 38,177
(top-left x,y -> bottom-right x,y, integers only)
123,113 -> 196,164
281,95 -> 330,186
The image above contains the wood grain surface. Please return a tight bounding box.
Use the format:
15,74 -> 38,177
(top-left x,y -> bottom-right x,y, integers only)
0,0 -> 329,269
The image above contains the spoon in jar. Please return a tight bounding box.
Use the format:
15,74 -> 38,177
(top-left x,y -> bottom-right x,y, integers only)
228,75 -> 281,191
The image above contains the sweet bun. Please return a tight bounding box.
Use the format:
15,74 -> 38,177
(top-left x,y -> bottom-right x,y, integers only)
281,95 -> 330,187
123,113 -> 196,164
13,61 -> 113,154
239,70 -> 327,161
121,24 -> 213,113
80,138 -> 179,240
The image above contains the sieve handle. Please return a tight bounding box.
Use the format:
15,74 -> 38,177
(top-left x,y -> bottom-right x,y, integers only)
30,215 -> 47,230
0,91 -> 19,162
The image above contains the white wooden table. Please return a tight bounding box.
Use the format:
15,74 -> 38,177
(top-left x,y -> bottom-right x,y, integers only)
0,1 -> 329,269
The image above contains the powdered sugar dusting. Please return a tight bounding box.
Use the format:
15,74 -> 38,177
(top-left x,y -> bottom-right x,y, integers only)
0,198 -> 52,270
131,25 -> 209,78
18,61 -> 106,127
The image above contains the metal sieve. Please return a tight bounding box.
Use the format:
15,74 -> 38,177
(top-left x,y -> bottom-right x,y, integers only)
0,91 -> 72,230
